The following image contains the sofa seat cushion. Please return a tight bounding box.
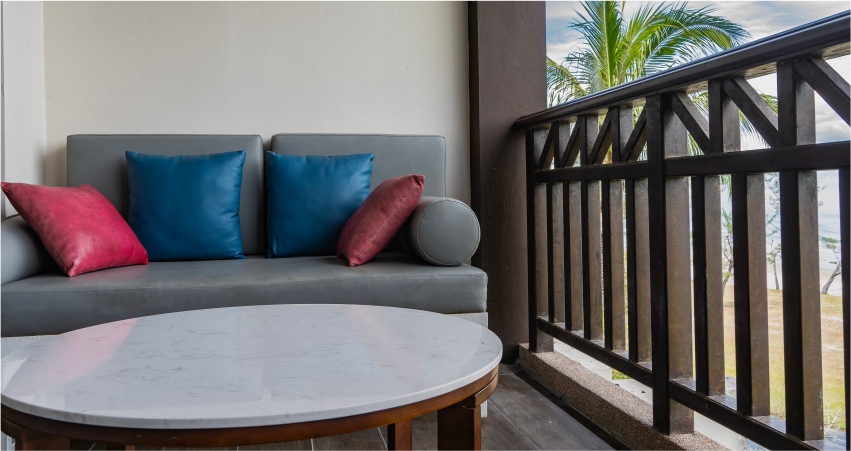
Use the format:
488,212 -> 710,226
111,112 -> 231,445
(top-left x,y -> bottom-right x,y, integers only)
1,252 -> 487,337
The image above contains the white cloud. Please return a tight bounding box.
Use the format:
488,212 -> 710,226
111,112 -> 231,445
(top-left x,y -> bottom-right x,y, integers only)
546,41 -> 582,61
689,1 -> 849,40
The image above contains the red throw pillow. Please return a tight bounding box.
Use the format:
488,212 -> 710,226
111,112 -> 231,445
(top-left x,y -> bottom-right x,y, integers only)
2,183 -> 149,277
337,175 -> 425,266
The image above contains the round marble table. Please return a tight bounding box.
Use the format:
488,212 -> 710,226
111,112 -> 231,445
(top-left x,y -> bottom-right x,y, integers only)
1,304 -> 502,450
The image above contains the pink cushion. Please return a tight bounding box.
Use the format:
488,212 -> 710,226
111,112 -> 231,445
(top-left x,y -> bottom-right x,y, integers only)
337,175 -> 425,266
2,183 -> 149,277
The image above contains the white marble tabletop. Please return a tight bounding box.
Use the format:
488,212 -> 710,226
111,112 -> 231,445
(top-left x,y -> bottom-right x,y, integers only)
1,304 -> 502,429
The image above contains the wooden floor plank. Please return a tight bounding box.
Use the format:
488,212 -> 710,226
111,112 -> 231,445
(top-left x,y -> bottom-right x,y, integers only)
70,440 -> 96,450
411,413 -> 438,450
380,412 -> 437,450
313,428 -> 386,450
481,403 -> 538,450
379,412 -> 437,451
382,407 -> 536,451
498,363 -> 523,376
489,373 -> 614,450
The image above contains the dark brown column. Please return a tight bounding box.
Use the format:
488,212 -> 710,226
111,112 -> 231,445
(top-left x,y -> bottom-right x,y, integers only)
468,1 -> 546,362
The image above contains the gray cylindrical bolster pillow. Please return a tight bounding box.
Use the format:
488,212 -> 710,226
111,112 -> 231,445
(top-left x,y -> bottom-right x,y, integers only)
402,197 -> 480,266
1,215 -> 56,284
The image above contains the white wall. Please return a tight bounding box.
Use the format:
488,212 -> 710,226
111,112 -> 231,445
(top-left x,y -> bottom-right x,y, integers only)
1,1 -> 47,217
43,2 -> 471,203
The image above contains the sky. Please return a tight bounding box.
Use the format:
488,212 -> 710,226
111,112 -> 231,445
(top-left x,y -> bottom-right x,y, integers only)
546,1 -> 850,295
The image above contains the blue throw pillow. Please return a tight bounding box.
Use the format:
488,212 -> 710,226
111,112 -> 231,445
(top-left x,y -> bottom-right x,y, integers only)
126,150 -> 246,261
266,152 -> 374,257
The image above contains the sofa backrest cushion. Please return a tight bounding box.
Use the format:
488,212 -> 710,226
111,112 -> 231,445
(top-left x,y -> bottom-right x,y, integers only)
67,135 -> 265,256
269,134 -> 446,197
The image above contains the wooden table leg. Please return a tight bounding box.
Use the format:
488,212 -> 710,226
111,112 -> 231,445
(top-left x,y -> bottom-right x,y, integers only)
436,373 -> 498,450
387,419 -> 413,450
14,433 -> 70,450
2,417 -> 70,451
437,403 -> 481,450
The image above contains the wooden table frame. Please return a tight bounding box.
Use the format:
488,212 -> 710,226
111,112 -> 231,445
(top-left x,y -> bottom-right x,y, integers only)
2,367 -> 497,451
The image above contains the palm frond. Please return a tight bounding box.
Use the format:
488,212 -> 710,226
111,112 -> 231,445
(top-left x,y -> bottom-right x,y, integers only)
641,3 -> 749,75
547,57 -> 588,106
546,0 -> 756,152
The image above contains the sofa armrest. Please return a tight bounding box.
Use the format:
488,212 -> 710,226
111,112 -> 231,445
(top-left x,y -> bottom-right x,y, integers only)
400,197 -> 480,266
2,215 -> 55,284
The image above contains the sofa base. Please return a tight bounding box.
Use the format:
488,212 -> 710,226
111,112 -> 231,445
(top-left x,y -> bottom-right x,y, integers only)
2,252 -> 487,337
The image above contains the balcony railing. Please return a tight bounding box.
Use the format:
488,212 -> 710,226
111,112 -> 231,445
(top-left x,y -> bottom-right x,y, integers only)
515,11 -> 850,450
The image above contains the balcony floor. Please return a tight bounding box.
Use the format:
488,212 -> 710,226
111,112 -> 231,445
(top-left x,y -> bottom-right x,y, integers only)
67,364 -> 624,451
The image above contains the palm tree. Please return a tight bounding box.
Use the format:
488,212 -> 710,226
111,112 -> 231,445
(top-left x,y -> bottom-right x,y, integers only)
548,1 -> 776,155
548,1 -> 748,105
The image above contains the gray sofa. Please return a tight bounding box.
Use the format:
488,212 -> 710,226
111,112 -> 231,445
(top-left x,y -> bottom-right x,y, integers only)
1,134 -> 487,337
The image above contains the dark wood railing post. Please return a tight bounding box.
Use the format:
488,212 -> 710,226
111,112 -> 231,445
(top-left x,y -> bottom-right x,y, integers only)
839,167 -> 850,450
712,76 -> 773,418
546,181 -> 556,324
647,93 -> 696,434
777,60 -> 823,441
603,106 -> 630,352
691,175 -> 725,396
579,115 -> 601,341
550,181 -> 567,325
526,128 -> 539,352
695,79 -> 732,397
663,94 -> 696,434
646,95 -> 672,434
613,107 -> 634,161
730,174 -> 771,417
584,180 -> 602,341
536,180 -> 548,330
527,128 -> 554,353
602,178 -> 625,351
626,177 -> 651,363
551,122 -> 571,327
566,179 -> 584,332
541,122 -> 558,326
559,119 -> 585,333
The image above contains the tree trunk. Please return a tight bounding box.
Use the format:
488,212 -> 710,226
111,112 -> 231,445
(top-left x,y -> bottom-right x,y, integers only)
722,234 -> 734,295
773,260 -> 780,291
722,259 -> 734,295
821,263 -> 841,294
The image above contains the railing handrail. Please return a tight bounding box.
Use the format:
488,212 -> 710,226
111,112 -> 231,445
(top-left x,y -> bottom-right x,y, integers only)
514,9 -> 850,131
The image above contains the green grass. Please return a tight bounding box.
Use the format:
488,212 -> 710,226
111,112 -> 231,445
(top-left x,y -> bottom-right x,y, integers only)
722,285 -> 846,432
613,369 -> 631,380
